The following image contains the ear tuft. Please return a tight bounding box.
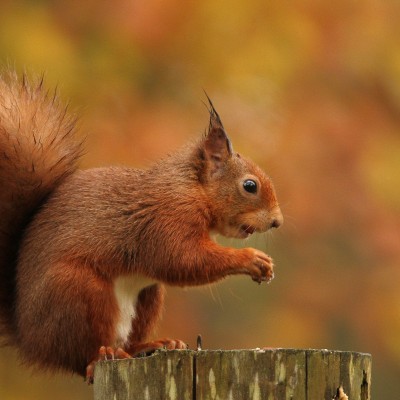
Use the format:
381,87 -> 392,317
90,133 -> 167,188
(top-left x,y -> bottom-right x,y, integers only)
204,92 -> 224,130
203,94 -> 233,173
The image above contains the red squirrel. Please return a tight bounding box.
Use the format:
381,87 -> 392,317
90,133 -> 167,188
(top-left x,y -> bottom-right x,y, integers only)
0,70 -> 283,383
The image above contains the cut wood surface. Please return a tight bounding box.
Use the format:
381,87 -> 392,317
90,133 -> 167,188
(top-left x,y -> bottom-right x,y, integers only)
93,348 -> 371,400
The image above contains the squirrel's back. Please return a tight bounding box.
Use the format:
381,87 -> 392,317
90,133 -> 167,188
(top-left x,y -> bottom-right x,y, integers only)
0,70 -> 83,342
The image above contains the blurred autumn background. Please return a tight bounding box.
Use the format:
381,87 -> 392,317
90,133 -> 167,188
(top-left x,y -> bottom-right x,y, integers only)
0,0 -> 399,399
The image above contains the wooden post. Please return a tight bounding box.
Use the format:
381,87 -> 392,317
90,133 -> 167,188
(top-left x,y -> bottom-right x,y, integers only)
93,349 -> 371,400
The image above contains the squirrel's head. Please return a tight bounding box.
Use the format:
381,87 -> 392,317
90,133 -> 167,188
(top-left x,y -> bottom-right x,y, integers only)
199,96 -> 283,239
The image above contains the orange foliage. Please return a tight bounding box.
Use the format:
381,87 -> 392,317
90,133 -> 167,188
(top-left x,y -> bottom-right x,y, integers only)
0,1 -> 400,398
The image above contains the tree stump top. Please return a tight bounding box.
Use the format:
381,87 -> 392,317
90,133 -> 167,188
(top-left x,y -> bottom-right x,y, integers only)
94,348 -> 371,400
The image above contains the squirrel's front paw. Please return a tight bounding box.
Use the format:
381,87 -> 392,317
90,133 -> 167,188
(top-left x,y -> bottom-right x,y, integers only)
244,248 -> 274,284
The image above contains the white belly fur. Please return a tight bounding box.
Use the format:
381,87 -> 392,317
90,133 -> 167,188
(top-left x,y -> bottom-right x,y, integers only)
113,274 -> 156,347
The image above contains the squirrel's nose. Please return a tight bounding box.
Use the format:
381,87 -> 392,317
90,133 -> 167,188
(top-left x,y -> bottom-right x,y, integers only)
270,218 -> 281,229
269,207 -> 283,229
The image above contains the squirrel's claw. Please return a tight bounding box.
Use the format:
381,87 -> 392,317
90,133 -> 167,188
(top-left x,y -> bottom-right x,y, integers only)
129,338 -> 188,357
85,346 -> 132,384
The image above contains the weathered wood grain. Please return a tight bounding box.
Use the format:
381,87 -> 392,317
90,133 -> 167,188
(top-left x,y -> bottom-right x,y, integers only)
306,349 -> 371,399
195,349 -> 306,400
93,350 -> 194,400
93,349 -> 372,400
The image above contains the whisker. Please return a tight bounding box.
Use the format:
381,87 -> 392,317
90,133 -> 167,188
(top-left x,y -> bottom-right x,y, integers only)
278,216 -> 298,232
228,286 -> 244,303
207,284 -> 224,311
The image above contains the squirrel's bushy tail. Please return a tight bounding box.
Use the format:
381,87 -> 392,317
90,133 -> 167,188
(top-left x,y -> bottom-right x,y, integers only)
0,70 -> 83,343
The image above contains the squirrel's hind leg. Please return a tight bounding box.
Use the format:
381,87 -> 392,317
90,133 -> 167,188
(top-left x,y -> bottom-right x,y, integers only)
16,260 -> 119,377
86,284 -> 187,383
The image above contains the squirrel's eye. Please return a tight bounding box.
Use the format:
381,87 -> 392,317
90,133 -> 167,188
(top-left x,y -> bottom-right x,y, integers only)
243,179 -> 257,194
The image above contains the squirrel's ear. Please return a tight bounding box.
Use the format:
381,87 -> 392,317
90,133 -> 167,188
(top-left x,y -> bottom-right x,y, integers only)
203,95 -> 233,171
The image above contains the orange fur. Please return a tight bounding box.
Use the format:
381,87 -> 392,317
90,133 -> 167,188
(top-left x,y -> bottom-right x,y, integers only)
0,71 -> 282,377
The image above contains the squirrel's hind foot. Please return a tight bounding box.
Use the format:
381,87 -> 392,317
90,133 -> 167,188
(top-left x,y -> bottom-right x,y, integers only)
129,338 -> 188,356
85,340 -> 187,384
85,346 -> 132,384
